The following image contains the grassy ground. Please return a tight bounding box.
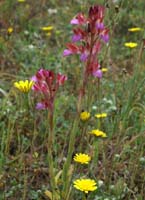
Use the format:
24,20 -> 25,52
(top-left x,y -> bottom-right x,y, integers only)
0,0 -> 145,199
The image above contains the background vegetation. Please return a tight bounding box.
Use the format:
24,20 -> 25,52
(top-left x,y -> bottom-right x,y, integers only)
0,0 -> 145,199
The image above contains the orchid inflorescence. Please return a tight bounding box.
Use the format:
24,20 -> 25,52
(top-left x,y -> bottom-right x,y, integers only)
32,68 -> 67,110
63,5 -> 109,79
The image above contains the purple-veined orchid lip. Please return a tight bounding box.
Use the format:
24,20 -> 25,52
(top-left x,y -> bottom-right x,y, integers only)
72,34 -> 82,42
80,52 -> 88,62
36,102 -> 48,110
100,34 -> 109,43
70,18 -> 79,25
96,22 -> 104,30
63,49 -> 72,56
93,69 -> 102,78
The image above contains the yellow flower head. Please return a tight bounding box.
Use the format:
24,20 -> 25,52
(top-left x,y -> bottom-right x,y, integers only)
101,68 -> 108,72
124,42 -> 138,48
89,129 -> 107,138
128,27 -> 142,32
14,80 -> 34,93
95,114 -> 101,118
101,113 -> 107,117
73,153 -> 91,164
80,111 -> 90,121
73,178 -> 97,193
7,27 -> 13,34
41,26 -> 53,31
18,0 -> 25,2
95,113 -> 107,118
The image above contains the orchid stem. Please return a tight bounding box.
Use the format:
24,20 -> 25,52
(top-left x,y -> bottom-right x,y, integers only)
47,110 -> 57,200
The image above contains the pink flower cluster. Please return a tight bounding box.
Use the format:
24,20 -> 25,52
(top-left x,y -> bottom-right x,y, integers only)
63,5 -> 109,78
32,69 -> 67,110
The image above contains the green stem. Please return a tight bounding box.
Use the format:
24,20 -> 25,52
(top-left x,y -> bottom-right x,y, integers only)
47,110 -> 57,200
62,114 -> 80,199
22,166 -> 27,200
97,79 -> 101,113
92,140 -> 99,170
62,70 -> 87,199
82,193 -> 87,200
62,30 -> 96,200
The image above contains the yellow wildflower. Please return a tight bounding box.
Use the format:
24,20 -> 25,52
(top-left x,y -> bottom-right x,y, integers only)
101,68 -> 108,72
73,178 -> 97,193
80,111 -> 90,121
95,114 -> 101,118
41,26 -> 53,31
101,113 -> 107,117
95,113 -> 107,118
73,153 -> 91,164
89,129 -> 107,138
14,80 -> 34,93
18,0 -> 25,2
7,27 -> 13,34
124,42 -> 138,48
128,27 -> 142,32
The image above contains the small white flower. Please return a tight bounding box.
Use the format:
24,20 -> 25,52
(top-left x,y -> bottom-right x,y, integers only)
92,105 -> 97,110
24,30 -> 29,35
114,154 -> 120,159
139,157 -> 145,163
98,180 -> 104,187
47,8 -> 57,15
28,44 -> 35,50
109,185 -> 115,190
